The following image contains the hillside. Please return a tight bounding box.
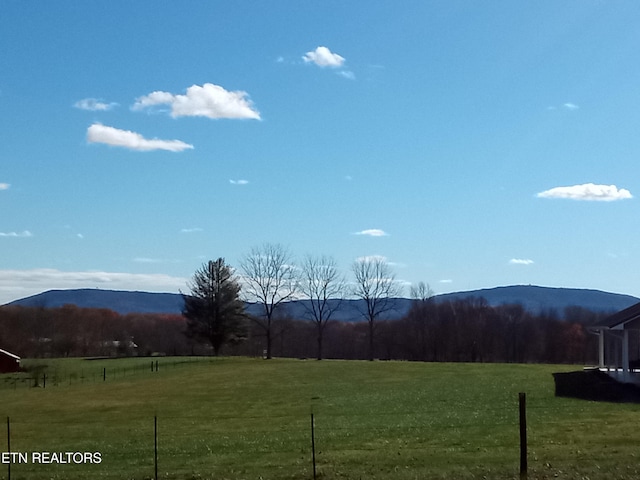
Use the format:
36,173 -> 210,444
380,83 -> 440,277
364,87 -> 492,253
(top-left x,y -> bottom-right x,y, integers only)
5,285 -> 638,319
436,285 -> 639,316
5,288 -> 185,315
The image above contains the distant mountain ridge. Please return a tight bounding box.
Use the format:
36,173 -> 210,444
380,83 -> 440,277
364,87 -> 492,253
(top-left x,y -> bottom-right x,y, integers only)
6,289 -> 185,315
436,285 -> 639,316
5,285 -> 639,320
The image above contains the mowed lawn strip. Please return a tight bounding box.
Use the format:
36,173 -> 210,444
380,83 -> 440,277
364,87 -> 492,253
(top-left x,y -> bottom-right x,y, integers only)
2,357 -> 640,479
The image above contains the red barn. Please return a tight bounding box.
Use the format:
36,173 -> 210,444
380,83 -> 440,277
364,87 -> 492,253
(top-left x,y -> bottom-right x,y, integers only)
0,348 -> 21,373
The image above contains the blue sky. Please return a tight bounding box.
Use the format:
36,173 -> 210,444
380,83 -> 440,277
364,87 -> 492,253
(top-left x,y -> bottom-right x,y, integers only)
1,1 -> 639,304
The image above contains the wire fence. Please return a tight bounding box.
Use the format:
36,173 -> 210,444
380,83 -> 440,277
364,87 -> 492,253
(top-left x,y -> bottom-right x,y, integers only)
1,412 -> 519,480
2,359 -> 640,479
2,393 -> 628,480
0,356 -> 213,390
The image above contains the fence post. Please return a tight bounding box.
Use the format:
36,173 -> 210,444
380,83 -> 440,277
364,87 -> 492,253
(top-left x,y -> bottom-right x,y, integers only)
519,392 -> 527,480
154,416 -> 158,480
7,416 -> 11,480
310,413 -> 317,480
103,367 -> 106,382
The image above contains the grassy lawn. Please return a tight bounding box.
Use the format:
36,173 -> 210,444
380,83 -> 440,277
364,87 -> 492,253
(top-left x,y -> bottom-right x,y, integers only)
1,357 -> 640,479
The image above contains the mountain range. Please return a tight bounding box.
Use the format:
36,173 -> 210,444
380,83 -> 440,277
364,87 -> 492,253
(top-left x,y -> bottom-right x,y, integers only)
5,285 -> 639,320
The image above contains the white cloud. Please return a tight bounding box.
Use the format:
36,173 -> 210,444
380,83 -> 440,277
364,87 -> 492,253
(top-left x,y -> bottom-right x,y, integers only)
387,261 -> 406,268
355,255 -> 388,263
337,70 -> 356,80
537,183 -> 632,201
0,230 -> 32,238
303,46 -> 346,68
0,183 -> 10,190
180,228 -> 203,234
0,268 -> 189,306
229,179 -> 249,185
439,279 -> 453,284
133,257 -> 165,264
509,258 -> 534,265
74,98 -> 118,111
132,83 -> 260,120
354,229 -> 389,237
87,123 -> 194,152
547,103 -> 580,111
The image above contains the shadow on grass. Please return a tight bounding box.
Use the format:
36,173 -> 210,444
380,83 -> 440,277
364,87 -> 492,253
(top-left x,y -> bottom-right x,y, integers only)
553,369 -> 640,403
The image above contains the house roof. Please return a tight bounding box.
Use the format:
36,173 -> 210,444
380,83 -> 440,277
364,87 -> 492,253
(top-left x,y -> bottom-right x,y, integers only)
0,348 -> 20,360
597,302 -> 640,330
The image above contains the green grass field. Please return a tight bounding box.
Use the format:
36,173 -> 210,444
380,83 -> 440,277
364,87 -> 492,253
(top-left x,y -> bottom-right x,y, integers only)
2,357 -> 640,480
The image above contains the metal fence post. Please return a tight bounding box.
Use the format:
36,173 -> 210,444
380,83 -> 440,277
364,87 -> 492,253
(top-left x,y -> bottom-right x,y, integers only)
519,392 -> 527,479
7,416 -> 11,480
154,416 -> 158,480
310,413 -> 317,480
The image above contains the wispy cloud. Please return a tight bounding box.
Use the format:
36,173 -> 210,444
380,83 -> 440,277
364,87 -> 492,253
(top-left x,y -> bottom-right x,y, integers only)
74,98 -> 118,111
180,228 -> 203,234
132,83 -> 260,120
537,183 -> 632,201
229,179 -> 249,185
0,230 -> 32,238
133,257 -> 166,264
87,123 -> 194,152
547,102 -> 580,111
509,258 -> 534,265
439,279 -> 453,284
0,183 -> 10,190
0,269 -> 189,305
337,70 -> 356,80
354,229 -> 389,237
303,46 -> 345,68
355,254 -> 388,263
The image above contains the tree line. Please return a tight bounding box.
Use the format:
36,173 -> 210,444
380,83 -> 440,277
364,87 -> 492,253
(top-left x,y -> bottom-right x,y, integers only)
0,293 -> 605,364
0,243 -> 609,364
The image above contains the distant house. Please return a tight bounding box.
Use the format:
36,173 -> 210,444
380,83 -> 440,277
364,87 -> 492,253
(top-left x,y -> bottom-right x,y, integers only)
99,339 -> 138,357
590,302 -> 640,383
0,348 -> 21,373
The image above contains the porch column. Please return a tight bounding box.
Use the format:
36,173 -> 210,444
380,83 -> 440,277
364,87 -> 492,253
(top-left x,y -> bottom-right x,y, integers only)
598,330 -> 605,369
622,329 -> 630,382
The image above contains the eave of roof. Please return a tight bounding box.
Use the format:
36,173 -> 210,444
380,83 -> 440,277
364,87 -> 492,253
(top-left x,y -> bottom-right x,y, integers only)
595,302 -> 640,330
0,348 -> 20,360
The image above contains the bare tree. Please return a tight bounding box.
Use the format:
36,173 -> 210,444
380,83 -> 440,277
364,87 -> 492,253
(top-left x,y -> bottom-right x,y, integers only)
300,254 -> 345,360
405,281 -> 435,361
240,243 -> 298,359
410,281 -> 434,302
351,256 -> 402,361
